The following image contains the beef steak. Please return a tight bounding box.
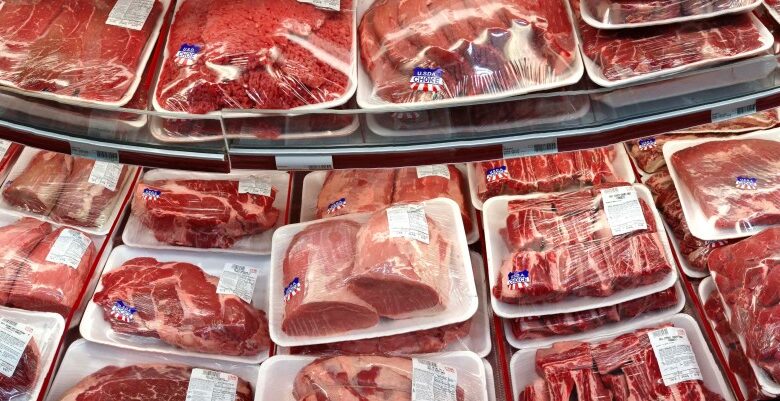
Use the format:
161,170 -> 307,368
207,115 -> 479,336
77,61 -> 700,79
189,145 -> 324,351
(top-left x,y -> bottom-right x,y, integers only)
0,338 -> 39,401
3,151 -> 72,215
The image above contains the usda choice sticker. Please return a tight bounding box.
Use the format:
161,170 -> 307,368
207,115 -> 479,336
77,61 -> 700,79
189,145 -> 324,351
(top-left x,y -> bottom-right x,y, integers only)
175,44 -> 202,66
507,270 -> 530,290
410,68 -> 444,93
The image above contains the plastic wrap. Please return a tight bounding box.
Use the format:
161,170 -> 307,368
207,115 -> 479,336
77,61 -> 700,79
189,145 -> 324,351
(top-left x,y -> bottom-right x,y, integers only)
665,133 -> 780,239
270,198 -> 476,347
0,306 -> 64,401
83,246 -> 270,362
472,146 -> 627,204
573,0 -> 772,87
767,0 -> 780,24
128,170 -> 284,250
581,0 -> 760,28
0,0 -> 167,106
512,316 -> 729,401
154,0 -> 356,114
257,352 -> 489,401
0,149 -> 135,234
356,0 -> 582,108
487,183 -> 674,311
708,227 -> 780,389
46,340 -> 259,401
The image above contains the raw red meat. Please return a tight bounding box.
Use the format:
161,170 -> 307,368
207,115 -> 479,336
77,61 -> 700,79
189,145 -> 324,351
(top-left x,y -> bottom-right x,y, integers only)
575,0 -> 766,83
92,257 -> 270,356
0,218 -> 51,305
3,151 -> 73,215
315,169 -> 394,219
475,146 -> 619,202
0,0 -> 163,103
584,0 -> 681,24
670,138 -> 780,232
672,108 -> 779,135
350,209 -> 452,318
57,365 -> 253,401
291,319 -> 471,355
293,356 -> 466,401
358,0 -> 578,104
7,227 -> 95,317
155,0 -> 353,113
392,165 -> 473,232
50,159 -> 131,228
282,220 -> 379,337
131,179 -> 279,249
0,338 -> 39,401
510,287 -> 678,340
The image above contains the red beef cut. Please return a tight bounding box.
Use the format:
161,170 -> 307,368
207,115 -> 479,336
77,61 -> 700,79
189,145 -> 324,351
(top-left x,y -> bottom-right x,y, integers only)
585,0 -> 681,24
0,338 -> 39,401
282,220 -> 379,337
57,365 -> 253,401
3,151 -> 73,215
315,169 -> 395,219
50,159 -> 131,228
92,258 -> 270,356
7,227 -> 95,317
131,179 -> 279,249
0,218 -> 51,305
392,165 -> 473,232
350,208 -> 452,319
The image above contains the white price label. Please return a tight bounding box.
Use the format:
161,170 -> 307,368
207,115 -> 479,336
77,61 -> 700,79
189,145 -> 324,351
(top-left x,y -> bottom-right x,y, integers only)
216,263 -> 260,304
412,359 -> 458,401
71,143 -> 119,163
185,369 -> 239,401
416,165 -> 451,179
237,176 -> 272,197
45,229 -> 91,269
648,327 -> 703,386
387,205 -> 429,244
88,161 -> 123,191
711,100 -> 757,123
106,0 -> 155,30
275,155 -> 333,171
502,138 -> 558,159
0,318 -> 34,378
600,186 -> 647,236
297,0 -> 340,11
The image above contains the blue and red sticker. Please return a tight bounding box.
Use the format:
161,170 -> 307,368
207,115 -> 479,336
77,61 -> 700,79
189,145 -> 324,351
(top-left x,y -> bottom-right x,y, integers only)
410,68 -> 444,93
327,198 -> 347,214
142,188 -> 161,201
507,270 -> 530,290
111,300 -> 137,323
486,166 -> 509,182
284,278 -> 301,302
174,44 -> 201,66
735,176 -> 758,190
638,137 -> 656,150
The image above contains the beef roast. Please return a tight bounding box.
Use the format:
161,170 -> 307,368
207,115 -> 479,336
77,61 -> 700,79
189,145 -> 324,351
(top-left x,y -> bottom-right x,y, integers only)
392,165 -> 473,232
92,258 -> 269,356
282,220 -> 379,337
0,337 -> 39,401
50,159 -> 131,228
0,218 -> 51,305
3,151 -> 72,215
315,169 -> 395,219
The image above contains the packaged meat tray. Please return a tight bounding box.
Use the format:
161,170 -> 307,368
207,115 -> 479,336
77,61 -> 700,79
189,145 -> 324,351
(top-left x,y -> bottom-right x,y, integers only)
765,0 -> 780,25
510,314 -> 734,401
269,198 -> 477,347
80,245 -> 271,364
708,227 -> 780,396
153,0 -> 357,114
257,352 -> 490,401
580,0 -> 761,29
122,169 -> 290,254
0,0 -> 169,107
46,340 -> 260,401
467,145 -> 635,210
663,129 -> 780,240
279,251 -> 491,357
300,165 -> 478,243
504,283 -> 685,349
0,306 -> 64,401
483,183 -> 678,318
572,0 -> 774,88
355,0 -> 584,110
0,148 -> 138,236
0,210 -> 104,319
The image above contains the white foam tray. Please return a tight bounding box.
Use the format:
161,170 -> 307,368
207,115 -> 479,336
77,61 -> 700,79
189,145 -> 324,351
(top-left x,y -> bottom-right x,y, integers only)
504,282 -> 685,349
122,169 -> 290,255
580,0 -> 761,29
354,0 -> 584,111
257,352 -> 489,401
577,13 -> 774,88
483,359 -> 497,401
0,148 -> 138,236
662,129 -> 780,241
300,165 -> 479,244
0,0 -> 170,108
80,245 -> 271,364
269,198 -> 477,347
0,306 -> 65,401
510,314 -> 735,401
483,184 -> 678,318
46,339 -> 261,401
152,0 -> 357,115
766,1 -> 780,25
466,144 -> 635,210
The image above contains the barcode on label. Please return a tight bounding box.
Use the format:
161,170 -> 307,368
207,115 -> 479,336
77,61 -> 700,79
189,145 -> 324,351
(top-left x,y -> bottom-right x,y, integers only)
275,155 -> 334,171
711,101 -> 757,123
71,144 -> 120,163
503,138 -> 558,159
533,143 -> 557,152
